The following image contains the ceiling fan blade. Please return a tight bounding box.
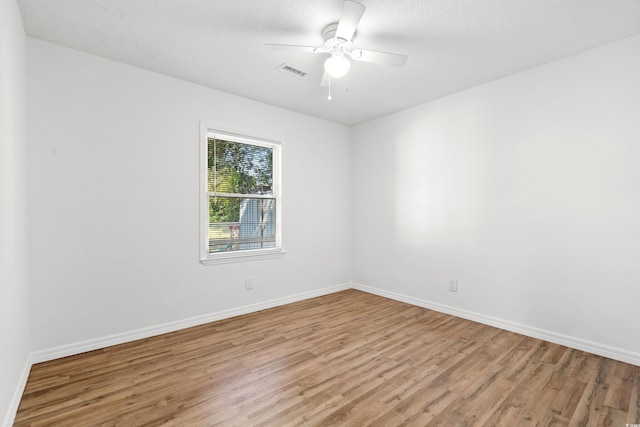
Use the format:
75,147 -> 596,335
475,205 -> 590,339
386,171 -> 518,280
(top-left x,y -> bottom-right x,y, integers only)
265,43 -> 324,54
335,0 -> 365,41
320,72 -> 330,87
351,49 -> 408,67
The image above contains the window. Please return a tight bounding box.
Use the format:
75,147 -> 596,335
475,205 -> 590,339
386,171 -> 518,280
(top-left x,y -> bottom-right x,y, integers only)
200,125 -> 284,265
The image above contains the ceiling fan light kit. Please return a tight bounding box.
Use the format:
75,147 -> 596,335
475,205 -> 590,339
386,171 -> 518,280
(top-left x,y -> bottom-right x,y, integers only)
324,55 -> 351,78
266,0 -> 408,99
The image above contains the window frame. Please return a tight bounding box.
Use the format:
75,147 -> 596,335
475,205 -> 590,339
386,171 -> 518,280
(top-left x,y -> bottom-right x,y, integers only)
199,123 -> 285,265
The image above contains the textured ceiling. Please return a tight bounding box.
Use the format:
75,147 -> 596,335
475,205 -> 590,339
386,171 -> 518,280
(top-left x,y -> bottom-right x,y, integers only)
17,0 -> 640,126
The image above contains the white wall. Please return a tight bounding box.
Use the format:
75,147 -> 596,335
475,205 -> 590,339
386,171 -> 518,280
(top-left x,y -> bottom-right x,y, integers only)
20,13 -> 640,380
0,0 -> 31,425
353,34 -> 640,360
27,38 -> 352,354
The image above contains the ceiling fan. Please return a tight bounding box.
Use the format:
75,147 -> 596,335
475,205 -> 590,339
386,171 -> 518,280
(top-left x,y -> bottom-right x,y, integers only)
266,0 -> 408,96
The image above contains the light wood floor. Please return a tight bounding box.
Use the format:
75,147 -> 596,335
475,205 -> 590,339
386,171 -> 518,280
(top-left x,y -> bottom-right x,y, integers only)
15,290 -> 640,426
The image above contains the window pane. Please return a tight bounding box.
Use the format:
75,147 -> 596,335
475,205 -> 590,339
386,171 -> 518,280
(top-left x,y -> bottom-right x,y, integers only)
208,138 -> 273,195
208,196 -> 276,253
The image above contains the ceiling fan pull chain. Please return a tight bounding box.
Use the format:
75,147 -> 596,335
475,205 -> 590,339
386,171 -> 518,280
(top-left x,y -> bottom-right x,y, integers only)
328,76 -> 333,100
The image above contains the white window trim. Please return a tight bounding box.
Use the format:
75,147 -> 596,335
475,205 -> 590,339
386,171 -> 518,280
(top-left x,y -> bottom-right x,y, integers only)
199,123 -> 285,265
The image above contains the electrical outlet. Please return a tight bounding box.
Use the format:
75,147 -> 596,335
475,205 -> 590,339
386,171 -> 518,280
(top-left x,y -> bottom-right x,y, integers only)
245,277 -> 254,290
448,278 -> 458,292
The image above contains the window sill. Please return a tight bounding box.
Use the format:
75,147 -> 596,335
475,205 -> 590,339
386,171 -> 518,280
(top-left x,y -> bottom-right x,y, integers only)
200,249 -> 287,266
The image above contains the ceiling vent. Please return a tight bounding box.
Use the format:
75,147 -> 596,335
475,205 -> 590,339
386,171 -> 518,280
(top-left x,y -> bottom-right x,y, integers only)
277,63 -> 307,78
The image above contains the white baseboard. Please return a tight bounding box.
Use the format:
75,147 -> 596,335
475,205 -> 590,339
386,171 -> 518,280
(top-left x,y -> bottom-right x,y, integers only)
32,283 -> 351,364
25,280 -> 640,375
352,282 -> 640,367
2,353 -> 32,427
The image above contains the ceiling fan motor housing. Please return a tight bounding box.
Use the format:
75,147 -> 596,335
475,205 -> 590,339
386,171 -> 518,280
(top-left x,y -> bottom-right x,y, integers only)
322,22 -> 353,56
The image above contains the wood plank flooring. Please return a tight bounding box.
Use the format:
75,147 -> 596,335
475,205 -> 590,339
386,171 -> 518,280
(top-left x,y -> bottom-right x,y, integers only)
14,290 -> 640,426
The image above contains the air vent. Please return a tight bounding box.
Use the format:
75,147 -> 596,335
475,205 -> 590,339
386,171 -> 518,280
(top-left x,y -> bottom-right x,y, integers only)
277,63 -> 307,78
